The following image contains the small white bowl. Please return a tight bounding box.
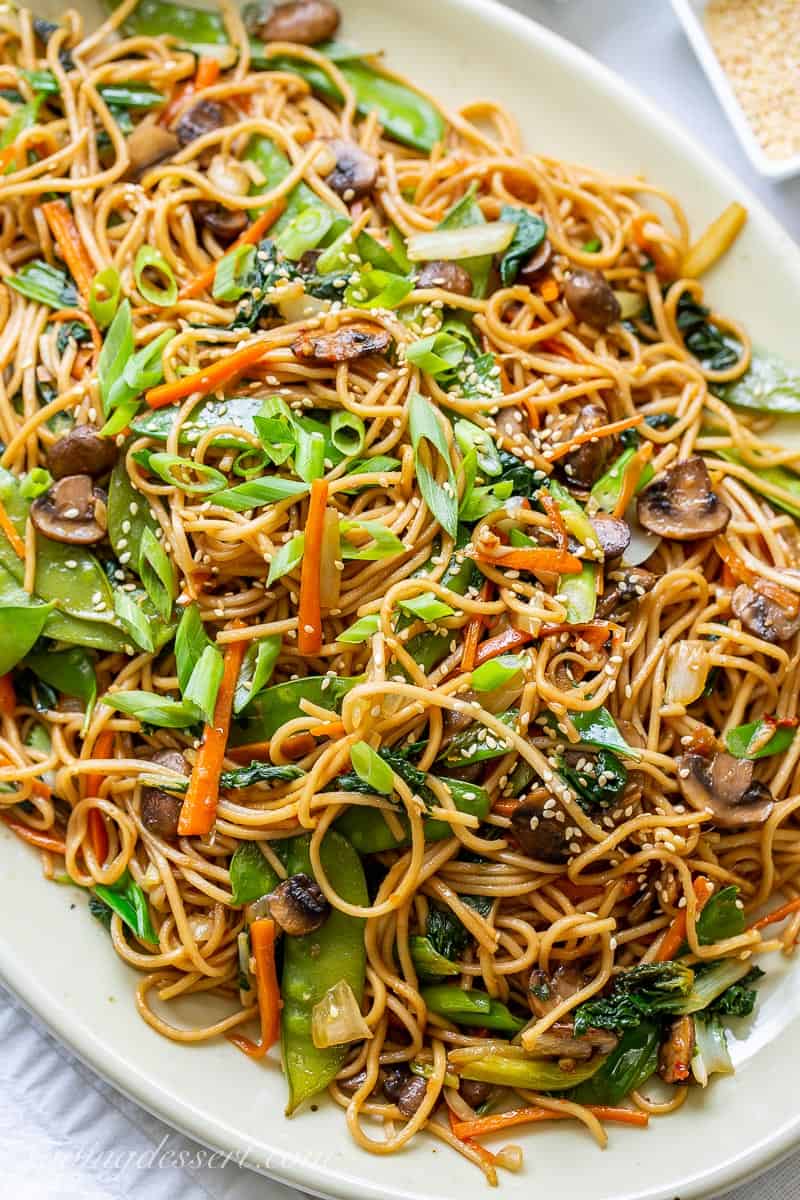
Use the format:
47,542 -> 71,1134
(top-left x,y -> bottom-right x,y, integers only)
671,0 -> 800,181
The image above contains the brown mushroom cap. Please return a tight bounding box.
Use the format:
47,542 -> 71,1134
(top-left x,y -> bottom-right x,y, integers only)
459,1078 -> 493,1109
31,474 -> 107,544
382,1069 -> 427,1117
510,797 -> 571,863
126,122 -> 179,180
731,584 -> 800,645
176,99 -> 226,146
47,425 -> 117,480
636,457 -> 731,540
529,963 -> 582,1017
292,323 -> 391,363
590,513 -> 631,560
560,401 -> 612,489
247,0 -> 340,44
676,751 -> 774,828
141,750 -> 189,839
563,270 -> 621,329
193,200 -> 248,244
416,260 -> 473,296
517,239 -> 553,286
595,565 -> 657,619
269,871 -> 330,935
321,137 -> 378,200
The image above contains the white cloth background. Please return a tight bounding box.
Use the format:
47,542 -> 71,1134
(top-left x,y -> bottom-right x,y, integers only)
2,3 -> 799,1198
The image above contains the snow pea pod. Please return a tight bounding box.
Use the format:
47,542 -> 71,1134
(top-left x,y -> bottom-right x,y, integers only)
230,675 -> 359,746
243,135 -> 346,239
261,56 -> 445,154
0,600 -> 54,674
115,0 -> 230,56
229,842 -> 280,907
281,830 -> 367,1113
24,647 -> 97,719
335,777 -> 490,854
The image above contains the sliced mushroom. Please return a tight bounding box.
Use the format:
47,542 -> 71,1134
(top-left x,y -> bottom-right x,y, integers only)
563,270 -> 621,329
533,1022 -> 619,1060
658,1015 -> 695,1084
416,260 -> 473,296
731,584 -> 800,645
193,201 -> 248,244
510,797 -> 571,864
459,1078 -> 493,1109
590,514 -> 631,560
141,750 -> 189,838
559,401 -> 612,489
676,751 -> 774,828
637,457 -> 731,540
518,239 -> 553,286
595,566 -> 657,620
529,963 -> 583,1018
30,474 -> 107,545
246,0 -> 340,44
337,1067 -> 378,1096
382,1069 -> 427,1117
47,425 -> 118,480
269,871 -> 330,935
292,323 -> 391,363
126,122 -> 179,180
176,100 -> 226,146
320,137 -> 378,200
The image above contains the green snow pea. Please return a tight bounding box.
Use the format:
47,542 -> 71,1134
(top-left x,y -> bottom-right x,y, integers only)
108,459 -> 160,569
281,831 -> 367,1113
0,601 -> 55,674
24,647 -> 97,729
243,135 -> 346,238
229,842 -> 280,907
230,675 -> 360,746
335,777 -> 490,853
115,0 -> 231,57
421,985 -> 526,1033
714,449 -> 800,521
725,718 -> 798,760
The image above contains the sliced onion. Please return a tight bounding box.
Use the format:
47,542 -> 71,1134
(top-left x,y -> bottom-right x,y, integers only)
613,289 -> 645,319
311,979 -> 373,1049
406,221 -> 516,263
276,287 -> 330,323
665,639 -> 712,705
494,1145 -> 524,1173
319,507 -> 341,611
623,500 -> 660,565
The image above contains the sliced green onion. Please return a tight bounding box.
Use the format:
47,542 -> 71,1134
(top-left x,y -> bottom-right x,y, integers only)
254,395 -> 296,466
134,244 -> 177,307
472,654 -> 525,691
104,689 -> 200,728
454,418 -> 501,477
337,613 -> 380,644
212,243 -> 256,302
210,475 -> 309,511
559,562 -> 597,624
98,300 -> 134,414
138,525 -> 176,622
406,332 -> 466,377
345,267 -> 413,310
409,392 -> 458,539
89,266 -> 121,328
350,741 -> 394,794
100,396 -> 141,437
315,226 -> 355,274
114,589 -> 156,652
339,518 -> 405,560
175,603 -> 213,692
107,328 -> 175,413
388,224 -> 412,273
398,593 -> 455,622
232,447 -> 270,478
20,467 -> 52,499
275,206 -> 334,260
330,409 -> 366,457
582,238 -> 602,253
267,532 -> 305,585
233,633 -> 281,714
148,452 -> 227,495
406,221 -> 516,263
183,643 -> 224,724
293,426 -> 325,483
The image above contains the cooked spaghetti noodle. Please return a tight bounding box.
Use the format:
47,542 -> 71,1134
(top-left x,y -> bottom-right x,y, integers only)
2,0 -> 800,1181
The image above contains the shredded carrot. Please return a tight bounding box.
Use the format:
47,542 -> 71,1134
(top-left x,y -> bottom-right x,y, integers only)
476,546 -> 582,575
145,339 -> 272,409
0,673 -> 15,716
0,498 -> 26,558
2,815 -> 65,855
228,917 -> 281,1058
491,797 -> 522,817
750,896 -> 800,932
297,479 -> 329,656
226,732 -> 316,763
41,199 -> 95,302
611,441 -> 654,520
447,1106 -> 499,1182
630,212 -> 676,277
546,414 -> 644,464
452,1104 -> 648,1140
461,579 -> 494,673
539,277 -> 560,303
714,537 -> 799,615
473,626 -> 534,667
308,719 -> 346,739
84,728 -> 114,864
656,875 -> 715,962
539,621 -> 612,648
178,627 -> 247,836
0,143 -> 22,173
160,56 -> 220,126
538,337 -> 576,362
539,490 -> 569,551
554,875 -> 638,902
178,198 -> 287,300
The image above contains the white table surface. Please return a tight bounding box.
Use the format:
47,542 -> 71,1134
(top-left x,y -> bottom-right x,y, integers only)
2,3 -> 799,1199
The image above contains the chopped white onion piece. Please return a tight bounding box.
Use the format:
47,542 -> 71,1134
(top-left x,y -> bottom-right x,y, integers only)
665,639 -> 712,705
406,221 -> 516,263
277,289 -> 330,323
623,499 -> 660,565
311,978 -> 373,1049
613,289 -> 645,319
